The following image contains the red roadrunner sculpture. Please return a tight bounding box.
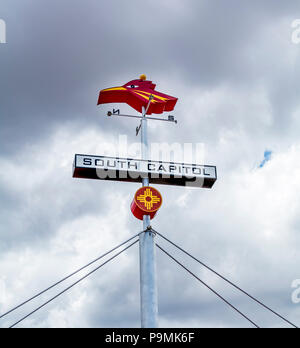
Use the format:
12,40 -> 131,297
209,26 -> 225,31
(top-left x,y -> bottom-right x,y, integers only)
97,75 -> 178,115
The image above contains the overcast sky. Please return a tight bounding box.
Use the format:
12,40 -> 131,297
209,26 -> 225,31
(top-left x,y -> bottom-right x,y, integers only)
1,0 -> 300,328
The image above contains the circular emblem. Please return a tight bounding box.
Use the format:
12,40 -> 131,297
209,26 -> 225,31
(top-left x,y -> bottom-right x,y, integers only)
130,186 -> 163,220
135,186 -> 162,212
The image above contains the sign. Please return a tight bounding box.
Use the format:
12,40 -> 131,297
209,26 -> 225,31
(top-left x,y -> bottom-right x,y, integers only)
131,186 -> 163,220
73,154 -> 217,189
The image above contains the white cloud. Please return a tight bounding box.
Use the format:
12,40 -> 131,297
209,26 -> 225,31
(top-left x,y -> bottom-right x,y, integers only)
0,124 -> 141,328
1,122 -> 299,327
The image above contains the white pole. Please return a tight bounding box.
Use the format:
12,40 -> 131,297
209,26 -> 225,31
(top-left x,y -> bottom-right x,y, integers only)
139,106 -> 158,328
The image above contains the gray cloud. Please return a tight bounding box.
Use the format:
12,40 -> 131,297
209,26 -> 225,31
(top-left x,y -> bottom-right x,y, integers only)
1,0 -> 299,154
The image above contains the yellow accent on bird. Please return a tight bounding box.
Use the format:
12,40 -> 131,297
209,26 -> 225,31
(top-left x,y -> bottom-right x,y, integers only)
140,74 -> 147,81
102,87 -> 127,92
133,91 -> 157,103
137,188 -> 161,210
135,90 -> 169,101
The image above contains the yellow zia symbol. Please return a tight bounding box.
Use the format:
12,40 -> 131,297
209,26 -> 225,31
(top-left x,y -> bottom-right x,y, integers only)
137,188 -> 161,211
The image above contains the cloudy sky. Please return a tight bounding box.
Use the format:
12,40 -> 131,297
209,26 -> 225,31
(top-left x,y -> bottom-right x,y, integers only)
1,0 -> 300,328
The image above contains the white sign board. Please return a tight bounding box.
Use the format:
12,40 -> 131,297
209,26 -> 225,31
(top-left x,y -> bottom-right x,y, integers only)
73,154 -> 217,188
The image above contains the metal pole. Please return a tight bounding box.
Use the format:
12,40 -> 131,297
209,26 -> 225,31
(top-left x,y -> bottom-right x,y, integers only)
139,106 -> 158,328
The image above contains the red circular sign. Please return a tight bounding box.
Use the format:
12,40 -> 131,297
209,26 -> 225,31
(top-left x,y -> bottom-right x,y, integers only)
130,186 -> 163,220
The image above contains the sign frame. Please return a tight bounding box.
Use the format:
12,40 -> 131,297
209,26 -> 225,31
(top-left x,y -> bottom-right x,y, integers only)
73,154 -> 217,189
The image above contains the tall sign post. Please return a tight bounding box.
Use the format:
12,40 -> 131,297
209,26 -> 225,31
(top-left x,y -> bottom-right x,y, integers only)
139,104 -> 158,328
73,75 -> 217,328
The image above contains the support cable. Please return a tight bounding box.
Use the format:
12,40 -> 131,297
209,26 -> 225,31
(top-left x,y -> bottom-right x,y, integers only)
1,233 -> 140,320
156,243 -> 260,328
9,239 -> 138,328
153,229 -> 298,329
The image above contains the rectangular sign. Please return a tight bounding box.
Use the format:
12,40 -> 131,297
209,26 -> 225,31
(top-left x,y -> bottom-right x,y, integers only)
73,154 -> 217,188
